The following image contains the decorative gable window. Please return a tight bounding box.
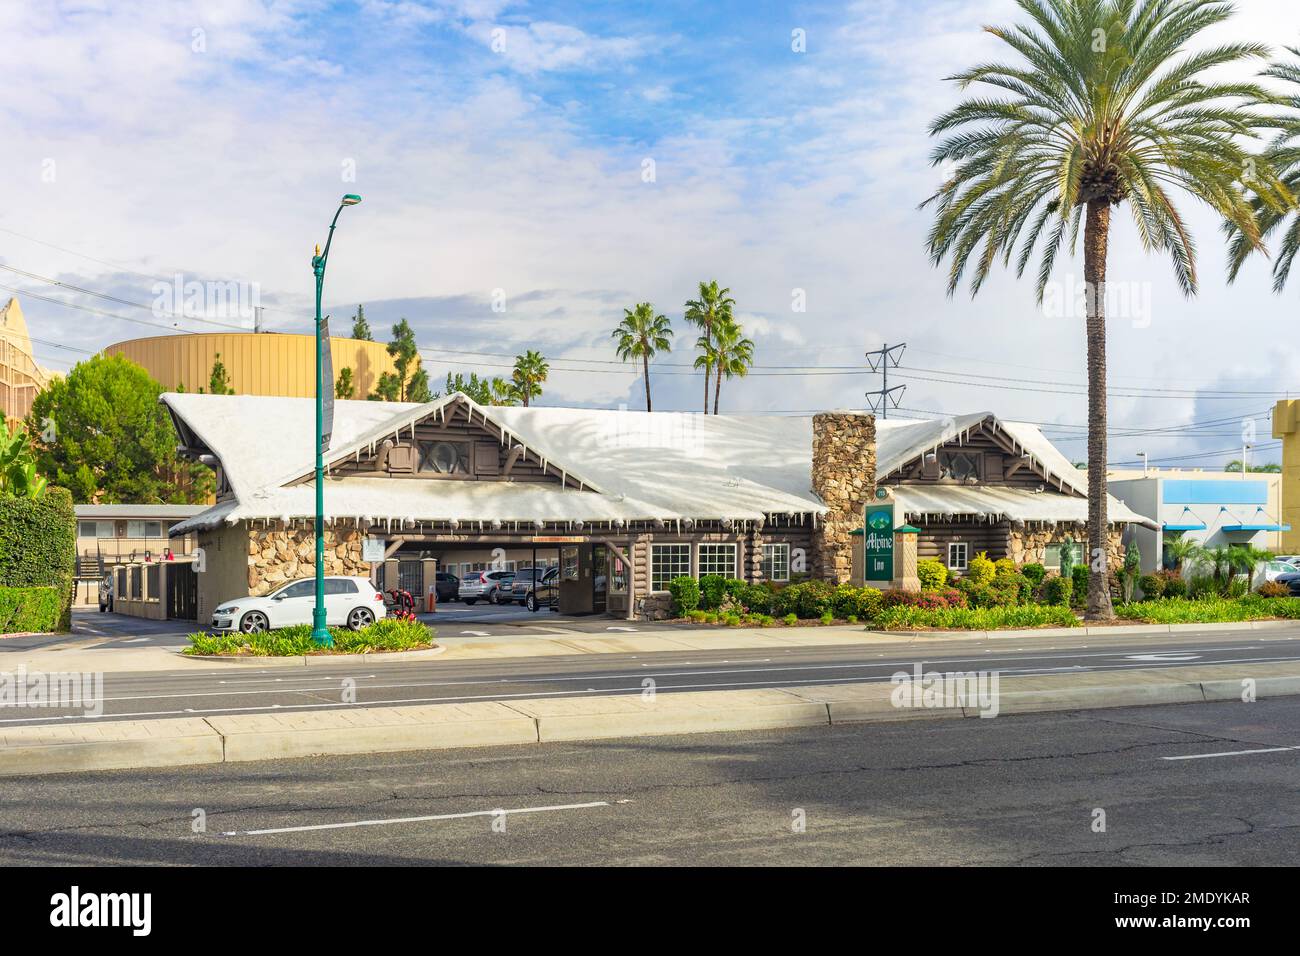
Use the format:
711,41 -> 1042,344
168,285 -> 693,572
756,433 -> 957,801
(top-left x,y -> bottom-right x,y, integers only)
939,451 -> 981,482
418,440 -> 471,474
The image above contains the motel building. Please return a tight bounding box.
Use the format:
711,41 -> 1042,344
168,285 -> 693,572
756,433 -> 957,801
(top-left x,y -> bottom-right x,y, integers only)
161,393 -> 1151,624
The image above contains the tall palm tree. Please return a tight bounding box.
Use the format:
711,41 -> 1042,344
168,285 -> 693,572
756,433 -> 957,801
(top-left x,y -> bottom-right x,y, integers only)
511,350 -> 549,407
923,0 -> 1270,620
703,317 -> 755,414
489,376 -> 520,406
612,303 -> 674,411
683,281 -> 735,414
1228,45 -> 1300,289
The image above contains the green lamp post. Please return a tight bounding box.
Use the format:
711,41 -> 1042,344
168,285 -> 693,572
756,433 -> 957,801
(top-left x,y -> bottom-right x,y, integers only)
310,193 -> 362,646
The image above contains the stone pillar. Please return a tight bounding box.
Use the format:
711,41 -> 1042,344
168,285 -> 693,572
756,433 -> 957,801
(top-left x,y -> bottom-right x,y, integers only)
811,412 -> 876,583
747,527 -> 765,584
893,528 -> 921,592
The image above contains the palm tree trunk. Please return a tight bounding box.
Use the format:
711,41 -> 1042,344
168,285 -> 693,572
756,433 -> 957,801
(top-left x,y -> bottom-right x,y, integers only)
643,352 -> 652,412
1084,198 -> 1115,621
714,366 -> 722,414
702,324 -> 712,413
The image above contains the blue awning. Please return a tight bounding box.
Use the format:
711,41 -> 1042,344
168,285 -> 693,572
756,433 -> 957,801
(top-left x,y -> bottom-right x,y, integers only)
1163,523 -> 1207,531
1222,524 -> 1291,533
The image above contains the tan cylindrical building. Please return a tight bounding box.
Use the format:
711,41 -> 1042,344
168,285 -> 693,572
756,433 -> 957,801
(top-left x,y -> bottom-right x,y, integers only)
105,332 -> 398,399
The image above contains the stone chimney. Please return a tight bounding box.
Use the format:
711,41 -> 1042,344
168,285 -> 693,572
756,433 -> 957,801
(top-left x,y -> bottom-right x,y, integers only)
811,412 -> 876,583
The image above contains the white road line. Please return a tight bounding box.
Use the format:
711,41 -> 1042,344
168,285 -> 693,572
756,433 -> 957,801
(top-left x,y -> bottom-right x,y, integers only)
220,800 -> 611,836
1162,745 -> 1300,761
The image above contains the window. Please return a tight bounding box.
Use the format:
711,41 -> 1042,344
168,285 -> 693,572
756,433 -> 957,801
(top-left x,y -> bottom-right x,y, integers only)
947,542 -> 969,572
79,521 -> 114,538
127,520 -> 163,538
651,543 -> 691,591
418,440 -> 471,474
278,581 -> 315,599
762,543 -> 791,582
1043,544 -> 1062,569
697,543 -> 738,578
939,451 -> 981,482
324,579 -> 359,595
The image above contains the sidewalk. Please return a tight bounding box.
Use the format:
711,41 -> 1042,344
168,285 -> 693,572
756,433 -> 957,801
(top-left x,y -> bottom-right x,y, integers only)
2,618 -> 1297,673
2,659 -> 1296,776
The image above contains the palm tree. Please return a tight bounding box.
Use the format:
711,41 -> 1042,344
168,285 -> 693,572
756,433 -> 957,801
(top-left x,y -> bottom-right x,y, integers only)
489,376 -> 520,406
923,0 -> 1270,620
683,281 -> 735,414
1162,534 -> 1199,572
612,303 -> 674,411
704,317 -> 755,414
511,351 -> 549,407
1228,45 -> 1300,289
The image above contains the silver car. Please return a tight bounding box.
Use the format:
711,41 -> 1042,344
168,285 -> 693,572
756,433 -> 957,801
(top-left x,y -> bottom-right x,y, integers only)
459,569 -> 516,605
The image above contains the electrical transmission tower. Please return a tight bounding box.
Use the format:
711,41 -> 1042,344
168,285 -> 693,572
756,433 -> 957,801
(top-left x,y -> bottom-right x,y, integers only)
865,342 -> 906,419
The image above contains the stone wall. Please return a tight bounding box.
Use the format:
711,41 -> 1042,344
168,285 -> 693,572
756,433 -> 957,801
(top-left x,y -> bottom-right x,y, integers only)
1009,525 -> 1124,571
246,526 -> 369,594
811,412 -> 876,584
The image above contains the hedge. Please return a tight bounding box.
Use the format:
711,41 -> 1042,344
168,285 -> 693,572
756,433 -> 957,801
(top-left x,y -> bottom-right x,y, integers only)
0,586 -> 62,633
0,487 -> 75,632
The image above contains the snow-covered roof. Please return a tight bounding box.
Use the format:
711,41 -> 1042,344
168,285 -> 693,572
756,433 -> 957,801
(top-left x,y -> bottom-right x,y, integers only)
891,484 -> 1155,529
162,393 -> 827,532
162,394 -> 1146,534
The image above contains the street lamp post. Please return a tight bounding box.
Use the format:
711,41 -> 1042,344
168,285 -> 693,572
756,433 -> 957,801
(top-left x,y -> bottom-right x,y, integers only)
310,193 -> 362,646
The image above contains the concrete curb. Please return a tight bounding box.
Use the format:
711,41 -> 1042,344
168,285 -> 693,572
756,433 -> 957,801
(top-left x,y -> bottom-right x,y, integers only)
171,646 -> 447,667
4,662 -> 1300,776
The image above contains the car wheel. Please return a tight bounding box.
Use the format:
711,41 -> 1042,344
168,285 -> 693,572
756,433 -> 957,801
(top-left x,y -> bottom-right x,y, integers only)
488,589 -> 498,605
348,607 -> 374,631
526,592 -> 538,612
239,611 -> 269,633
465,599 -> 477,606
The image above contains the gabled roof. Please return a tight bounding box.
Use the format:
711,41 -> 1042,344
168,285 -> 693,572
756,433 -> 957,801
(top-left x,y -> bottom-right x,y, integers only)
162,393 -> 828,532
876,412 -> 1088,496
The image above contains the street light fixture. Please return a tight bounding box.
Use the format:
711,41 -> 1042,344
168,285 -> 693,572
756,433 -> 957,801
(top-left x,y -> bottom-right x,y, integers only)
310,194 -> 362,646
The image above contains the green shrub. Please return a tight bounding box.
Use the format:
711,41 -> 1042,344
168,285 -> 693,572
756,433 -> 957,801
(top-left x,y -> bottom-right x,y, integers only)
830,584 -> 882,621
0,487 -> 75,631
698,575 -> 727,610
876,604 -> 1080,631
1043,575 -> 1073,606
783,613 -> 798,626
967,551 -> 996,586
1188,575 -> 1220,600
1163,575 -> 1188,599
739,583 -> 774,615
667,576 -> 701,615
0,586 -> 61,633
774,579 -> 834,618
186,617 -> 434,656
993,568 -> 1032,604
916,559 -> 948,590
1115,597 -> 1300,625
1137,573 -> 1166,601
819,611 -> 834,625
1020,563 -> 1047,587
1071,565 -> 1089,604
1226,576 -> 1249,599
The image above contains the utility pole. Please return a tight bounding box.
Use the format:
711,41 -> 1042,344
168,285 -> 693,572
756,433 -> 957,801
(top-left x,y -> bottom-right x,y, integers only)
865,342 -> 906,419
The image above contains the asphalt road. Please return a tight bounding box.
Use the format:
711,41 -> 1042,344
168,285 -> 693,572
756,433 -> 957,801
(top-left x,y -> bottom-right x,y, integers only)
1,696 -> 1296,865
3,627 -> 1299,726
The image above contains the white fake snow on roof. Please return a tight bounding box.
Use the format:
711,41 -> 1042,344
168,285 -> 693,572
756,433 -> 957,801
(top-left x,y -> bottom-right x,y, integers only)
161,395 -> 1145,533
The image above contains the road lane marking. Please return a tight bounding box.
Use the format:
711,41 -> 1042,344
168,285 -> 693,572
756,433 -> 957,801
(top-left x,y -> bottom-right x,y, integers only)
1162,745 -> 1300,761
1124,653 -> 1202,662
220,800 -> 611,836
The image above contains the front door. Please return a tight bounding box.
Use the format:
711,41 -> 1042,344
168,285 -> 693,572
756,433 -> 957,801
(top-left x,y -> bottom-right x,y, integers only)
593,545 -> 607,613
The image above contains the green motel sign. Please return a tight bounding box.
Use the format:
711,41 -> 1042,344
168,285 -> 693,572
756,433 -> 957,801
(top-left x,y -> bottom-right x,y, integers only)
864,503 -> 894,582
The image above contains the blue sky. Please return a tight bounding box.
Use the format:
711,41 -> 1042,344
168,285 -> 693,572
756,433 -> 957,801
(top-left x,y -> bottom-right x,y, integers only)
3,0 -> 1300,471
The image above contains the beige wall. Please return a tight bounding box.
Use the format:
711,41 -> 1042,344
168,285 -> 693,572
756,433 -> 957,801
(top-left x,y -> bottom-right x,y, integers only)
106,331 -> 399,400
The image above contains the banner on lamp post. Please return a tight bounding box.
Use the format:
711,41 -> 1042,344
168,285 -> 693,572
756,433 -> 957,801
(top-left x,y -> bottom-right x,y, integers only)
320,316 -> 334,454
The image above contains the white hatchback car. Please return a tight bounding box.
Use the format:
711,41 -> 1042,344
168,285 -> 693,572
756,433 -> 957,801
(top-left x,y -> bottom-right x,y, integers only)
211,576 -> 387,633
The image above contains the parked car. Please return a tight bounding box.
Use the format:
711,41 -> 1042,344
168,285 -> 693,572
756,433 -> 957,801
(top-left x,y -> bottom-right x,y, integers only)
459,569 -> 516,605
434,572 -> 460,602
1260,560 -> 1300,583
99,573 -> 114,613
511,566 -> 559,612
210,576 -> 387,633
1276,571 -> 1300,596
